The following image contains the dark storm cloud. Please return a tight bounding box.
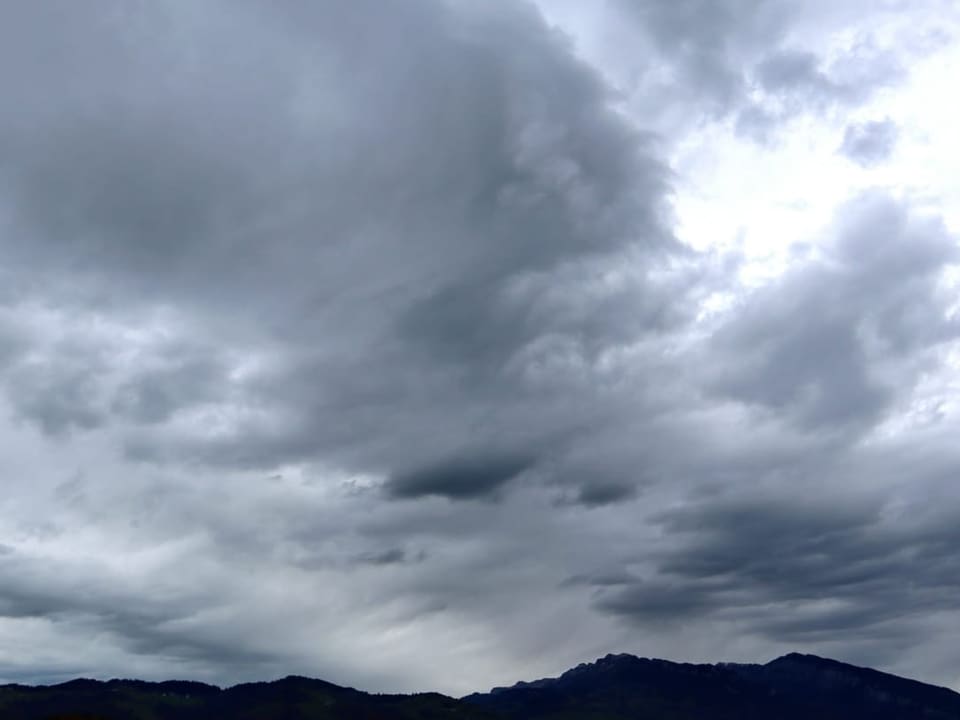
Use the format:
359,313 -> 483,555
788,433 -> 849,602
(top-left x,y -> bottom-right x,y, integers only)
569,182 -> 960,677
595,579 -> 722,622
569,480 -> 638,507
596,489 -> 960,644
840,119 -> 900,166
387,453 -> 535,501
0,0 -> 690,686
0,0 -> 674,302
707,191 -> 958,430
0,0 -> 683,491
356,548 -> 415,566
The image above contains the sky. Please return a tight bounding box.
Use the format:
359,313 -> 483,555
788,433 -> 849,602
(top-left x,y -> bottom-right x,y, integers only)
1,0 -> 959,697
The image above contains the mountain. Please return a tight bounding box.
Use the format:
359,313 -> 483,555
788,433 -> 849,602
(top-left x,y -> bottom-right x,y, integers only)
0,675 -> 494,720
464,652 -> 960,719
1,653 -> 958,719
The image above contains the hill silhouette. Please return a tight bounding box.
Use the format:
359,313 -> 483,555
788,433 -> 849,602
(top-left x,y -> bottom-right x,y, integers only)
2,653 -> 957,719
465,652 -> 960,719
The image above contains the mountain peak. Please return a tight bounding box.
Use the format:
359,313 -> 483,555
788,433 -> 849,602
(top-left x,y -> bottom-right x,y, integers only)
466,652 -> 960,720
768,651 -> 833,665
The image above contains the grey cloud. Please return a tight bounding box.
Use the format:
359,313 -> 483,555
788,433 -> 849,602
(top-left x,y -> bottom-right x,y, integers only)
0,313 -> 30,369
755,49 -> 825,91
570,480 -> 639,507
112,355 -> 229,426
355,548 -> 427,566
6,356 -> 109,437
603,0 -> 918,141
0,0 -> 682,490
737,44 -> 903,141
0,551 -> 269,672
0,322 -> 234,438
596,489 -> 960,647
561,572 -> 635,588
754,44 -> 902,104
614,0 -> 790,117
386,452 -> 535,501
0,477 -> 418,686
595,579 -> 723,623
840,119 -> 900,166
1,0 -> 674,307
707,191 -> 958,430
357,548 -> 409,566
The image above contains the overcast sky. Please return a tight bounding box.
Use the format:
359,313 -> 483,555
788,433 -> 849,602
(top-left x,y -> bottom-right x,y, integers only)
1,0 -> 959,697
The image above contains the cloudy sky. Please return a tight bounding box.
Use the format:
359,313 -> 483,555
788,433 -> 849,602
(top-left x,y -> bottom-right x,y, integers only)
1,0 -> 960,696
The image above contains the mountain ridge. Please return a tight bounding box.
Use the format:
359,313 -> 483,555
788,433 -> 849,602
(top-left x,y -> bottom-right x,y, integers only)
1,652 -> 957,719
463,651 -> 960,719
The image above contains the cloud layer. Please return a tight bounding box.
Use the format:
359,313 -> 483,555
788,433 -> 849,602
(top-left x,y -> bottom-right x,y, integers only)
0,0 -> 958,696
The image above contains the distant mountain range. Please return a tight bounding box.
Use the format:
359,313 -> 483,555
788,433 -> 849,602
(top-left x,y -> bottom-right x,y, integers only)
2,652 -> 958,719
